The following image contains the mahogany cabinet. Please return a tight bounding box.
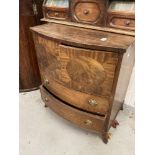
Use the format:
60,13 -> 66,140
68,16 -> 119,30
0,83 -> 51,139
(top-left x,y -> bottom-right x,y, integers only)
31,0 -> 135,143
31,23 -> 134,143
19,0 -> 44,91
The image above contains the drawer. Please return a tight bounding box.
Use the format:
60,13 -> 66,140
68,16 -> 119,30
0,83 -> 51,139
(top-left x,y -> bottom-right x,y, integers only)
43,7 -> 68,20
43,79 -> 109,115
109,17 -> 135,30
40,86 -> 106,133
46,10 -> 68,19
74,2 -> 100,22
71,0 -> 106,25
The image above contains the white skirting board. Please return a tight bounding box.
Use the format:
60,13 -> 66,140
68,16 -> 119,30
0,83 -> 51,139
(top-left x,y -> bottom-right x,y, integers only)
125,66 -> 135,107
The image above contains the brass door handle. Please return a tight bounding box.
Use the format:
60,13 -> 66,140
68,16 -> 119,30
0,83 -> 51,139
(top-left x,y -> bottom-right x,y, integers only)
88,99 -> 98,106
125,20 -> 131,26
84,120 -> 93,126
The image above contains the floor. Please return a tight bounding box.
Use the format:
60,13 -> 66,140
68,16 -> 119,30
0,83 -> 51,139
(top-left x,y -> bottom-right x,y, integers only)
19,90 -> 135,155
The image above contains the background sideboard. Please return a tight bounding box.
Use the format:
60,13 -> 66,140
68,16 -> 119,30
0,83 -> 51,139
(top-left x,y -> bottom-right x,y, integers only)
19,0 -> 44,91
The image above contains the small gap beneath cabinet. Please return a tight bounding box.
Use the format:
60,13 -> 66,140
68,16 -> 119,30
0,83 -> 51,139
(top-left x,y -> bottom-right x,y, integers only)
43,86 -> 106,118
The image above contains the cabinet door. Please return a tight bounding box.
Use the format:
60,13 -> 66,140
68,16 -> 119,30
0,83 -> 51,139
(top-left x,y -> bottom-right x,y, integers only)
33,34 -> 119,114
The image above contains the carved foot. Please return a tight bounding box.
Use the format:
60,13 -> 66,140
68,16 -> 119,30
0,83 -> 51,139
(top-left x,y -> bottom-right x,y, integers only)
111,120 -> 119,128
102,132 -> 112,144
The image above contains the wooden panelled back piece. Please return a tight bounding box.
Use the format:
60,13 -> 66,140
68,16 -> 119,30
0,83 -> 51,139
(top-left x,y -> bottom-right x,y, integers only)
41,0 -> 135,33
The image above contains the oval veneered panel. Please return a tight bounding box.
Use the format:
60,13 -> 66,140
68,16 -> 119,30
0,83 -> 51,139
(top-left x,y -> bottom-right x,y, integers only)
74,2 -> 101,23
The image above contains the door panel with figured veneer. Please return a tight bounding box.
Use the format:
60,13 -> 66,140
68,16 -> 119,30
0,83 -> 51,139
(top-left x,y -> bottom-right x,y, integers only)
33,34 -> 119,97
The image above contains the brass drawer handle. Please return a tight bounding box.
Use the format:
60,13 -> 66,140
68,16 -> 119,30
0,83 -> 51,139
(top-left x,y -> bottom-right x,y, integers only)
44,79 -> 49,85
125,20 -> 131,26
83,10 -> 89,15
54,12 -> 59,16
45,97 -> 48,102
88,99 -> 98,106
84,120 -> 93,126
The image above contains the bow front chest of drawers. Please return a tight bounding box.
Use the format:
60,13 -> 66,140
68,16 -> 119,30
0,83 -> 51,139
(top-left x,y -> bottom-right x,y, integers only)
31,23 -> 134,143
31,0 -> 135,143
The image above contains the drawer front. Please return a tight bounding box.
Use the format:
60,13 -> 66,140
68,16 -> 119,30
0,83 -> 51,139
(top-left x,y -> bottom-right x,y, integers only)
43,7 -> 68,20
41,86 -> 106,133
43,79 -> 109,115
46,10 -> 68,19
71,0 -> 106,25
34,35 -> 119,114
109,17 -> 135,30
74,2 -> 100,22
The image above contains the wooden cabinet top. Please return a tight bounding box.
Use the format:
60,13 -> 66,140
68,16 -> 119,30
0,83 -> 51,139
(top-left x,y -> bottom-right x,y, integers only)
31,23 -> 134,53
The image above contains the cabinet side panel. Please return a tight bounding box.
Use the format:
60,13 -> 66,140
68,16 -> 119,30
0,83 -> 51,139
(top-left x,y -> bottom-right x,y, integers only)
108,42 -> 135,128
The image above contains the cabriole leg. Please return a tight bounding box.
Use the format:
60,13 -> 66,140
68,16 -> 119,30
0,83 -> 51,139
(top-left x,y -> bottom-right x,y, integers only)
102,132 -> 112,144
